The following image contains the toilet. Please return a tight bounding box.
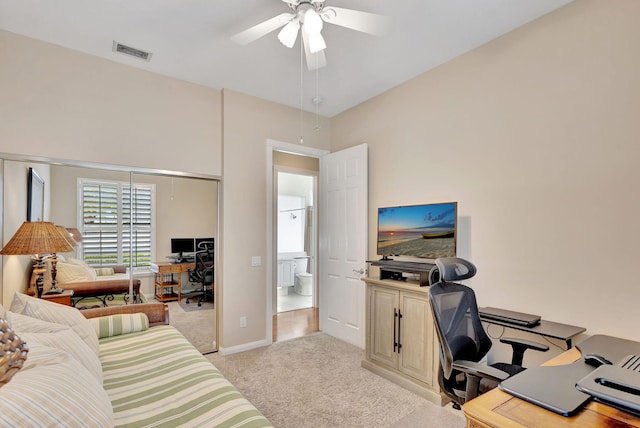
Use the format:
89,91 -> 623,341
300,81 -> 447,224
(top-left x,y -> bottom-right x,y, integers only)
294,256 -> 313,296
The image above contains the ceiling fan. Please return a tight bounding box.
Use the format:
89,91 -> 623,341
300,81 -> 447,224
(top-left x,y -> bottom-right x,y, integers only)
231,0 -> 389,70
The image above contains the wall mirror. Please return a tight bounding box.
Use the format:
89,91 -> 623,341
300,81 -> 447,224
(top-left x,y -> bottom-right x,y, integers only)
1,157 -> 219,354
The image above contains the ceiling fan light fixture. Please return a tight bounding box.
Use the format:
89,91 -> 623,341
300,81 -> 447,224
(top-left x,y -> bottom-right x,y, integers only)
303,8 -> 323,35
307,32 -> 326,53
278,20 -> 300,48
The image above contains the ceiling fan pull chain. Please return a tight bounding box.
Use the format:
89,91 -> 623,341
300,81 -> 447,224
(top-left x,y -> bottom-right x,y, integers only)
300,39 -> 304,144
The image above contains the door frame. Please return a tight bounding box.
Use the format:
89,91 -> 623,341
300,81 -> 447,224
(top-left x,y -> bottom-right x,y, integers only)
265,140 -> 329,343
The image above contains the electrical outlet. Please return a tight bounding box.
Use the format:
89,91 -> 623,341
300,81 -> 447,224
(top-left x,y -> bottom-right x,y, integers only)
240,316 -> 247,328
251,256 -> 261,267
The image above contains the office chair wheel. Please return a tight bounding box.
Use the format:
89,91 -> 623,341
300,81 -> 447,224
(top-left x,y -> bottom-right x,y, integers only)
452,402 -> 461,410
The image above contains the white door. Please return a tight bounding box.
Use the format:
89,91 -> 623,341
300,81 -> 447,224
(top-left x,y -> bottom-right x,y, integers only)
319,143 -> 368,347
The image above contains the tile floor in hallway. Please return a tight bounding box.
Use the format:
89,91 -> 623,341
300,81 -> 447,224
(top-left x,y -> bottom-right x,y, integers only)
277,287 -> 312,312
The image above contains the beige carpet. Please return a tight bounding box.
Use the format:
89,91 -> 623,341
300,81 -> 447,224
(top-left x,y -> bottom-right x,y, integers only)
165,300 -> 216,353
207,333 -> 465,428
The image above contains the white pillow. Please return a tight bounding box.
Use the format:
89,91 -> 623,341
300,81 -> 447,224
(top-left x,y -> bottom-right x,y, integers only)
0,343 -> 114,427
67,257 -> 91,268
10,293 -> 99,356
56,261 -> 97,284
7,311 -> 103,383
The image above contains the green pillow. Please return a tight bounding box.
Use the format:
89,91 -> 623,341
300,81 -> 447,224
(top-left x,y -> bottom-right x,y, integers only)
90,313 -> 149,338
94,267 -> 115,276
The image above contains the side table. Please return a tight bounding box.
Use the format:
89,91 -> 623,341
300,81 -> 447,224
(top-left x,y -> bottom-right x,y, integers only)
41,289 -> 74,306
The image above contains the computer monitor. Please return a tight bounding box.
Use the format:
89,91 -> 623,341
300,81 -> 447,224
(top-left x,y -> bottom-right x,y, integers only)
170,238 -> 194,257
195,237 -> 214,251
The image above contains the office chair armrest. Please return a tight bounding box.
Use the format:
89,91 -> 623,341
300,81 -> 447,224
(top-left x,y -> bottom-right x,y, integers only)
500,337 -> 550,366
453,359 -> 510,403
452,359 -> 510,383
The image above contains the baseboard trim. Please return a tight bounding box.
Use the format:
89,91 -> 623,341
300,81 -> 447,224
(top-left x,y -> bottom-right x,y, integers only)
218,339 -> 270,356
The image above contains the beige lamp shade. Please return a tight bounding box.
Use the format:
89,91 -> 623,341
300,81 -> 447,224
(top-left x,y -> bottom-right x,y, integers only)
0,222 -> 74,256
56,225 -> 77,248
66,227 -> 83,243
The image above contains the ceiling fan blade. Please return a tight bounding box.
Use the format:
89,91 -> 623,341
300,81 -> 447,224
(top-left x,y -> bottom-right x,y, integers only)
301,30 -> 327,71
231,12 -> 295,45
320,7 -> 389,36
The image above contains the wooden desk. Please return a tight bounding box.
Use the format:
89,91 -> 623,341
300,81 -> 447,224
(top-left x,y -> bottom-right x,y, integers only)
463,348 -> 640,427
149,262 -> 194,302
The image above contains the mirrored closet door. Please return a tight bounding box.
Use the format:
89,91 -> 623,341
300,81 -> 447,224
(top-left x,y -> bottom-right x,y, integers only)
1,158 -> 219,354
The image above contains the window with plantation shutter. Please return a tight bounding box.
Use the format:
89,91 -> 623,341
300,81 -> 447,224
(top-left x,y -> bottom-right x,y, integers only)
79,179 -> 155,268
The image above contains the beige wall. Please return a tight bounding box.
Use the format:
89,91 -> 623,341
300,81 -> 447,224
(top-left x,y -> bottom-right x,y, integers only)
0,31 -> 222,177
220,90 -> 330,352
2,161 -> 51,304
331,0 -> 640,355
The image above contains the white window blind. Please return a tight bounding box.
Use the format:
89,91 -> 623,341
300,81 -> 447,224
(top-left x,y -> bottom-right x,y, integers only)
80,179 -> 154,267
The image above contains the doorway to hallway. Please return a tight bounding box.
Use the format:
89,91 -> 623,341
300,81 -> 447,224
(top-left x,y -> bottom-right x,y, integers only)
267,141 -> 328,344
276,168 -> 316,314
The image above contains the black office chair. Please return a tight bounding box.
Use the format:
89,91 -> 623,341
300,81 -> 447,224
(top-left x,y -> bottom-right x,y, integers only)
186,240 -> 214,306
428,257 -> 549,409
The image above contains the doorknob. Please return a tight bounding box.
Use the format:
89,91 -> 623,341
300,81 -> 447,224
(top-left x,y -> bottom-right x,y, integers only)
353,268 -> 365,275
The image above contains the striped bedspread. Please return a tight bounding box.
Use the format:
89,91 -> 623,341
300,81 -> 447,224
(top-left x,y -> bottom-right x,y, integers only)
100,325 -> 272,427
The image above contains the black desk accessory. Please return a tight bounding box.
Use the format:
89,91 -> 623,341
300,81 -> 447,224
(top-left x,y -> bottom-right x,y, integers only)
576,355 -> 640,416
575,334 -> 640,363
367,259 -> 435,286
479,307 -> 541,327
499,360 -> 593,416
499,335 -> 640,417
583,353 -> 612,367
574,336 -> 640,417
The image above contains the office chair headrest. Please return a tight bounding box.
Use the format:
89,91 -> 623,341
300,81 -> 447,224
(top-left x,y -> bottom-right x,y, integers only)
434,257 -> 477,282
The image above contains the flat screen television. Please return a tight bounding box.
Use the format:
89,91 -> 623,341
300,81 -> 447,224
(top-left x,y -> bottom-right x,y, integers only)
171,238 -> 194,256
377,202 -> 457,260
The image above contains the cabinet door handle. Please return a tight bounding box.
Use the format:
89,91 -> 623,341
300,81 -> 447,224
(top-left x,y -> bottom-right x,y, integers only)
393,308 -> 398,353
397,309 -> 403,354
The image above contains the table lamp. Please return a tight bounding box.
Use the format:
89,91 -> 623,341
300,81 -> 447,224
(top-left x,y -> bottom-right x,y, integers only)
66,227 -> 83,244
0,222 -> 74,296
56,225 -> 77,248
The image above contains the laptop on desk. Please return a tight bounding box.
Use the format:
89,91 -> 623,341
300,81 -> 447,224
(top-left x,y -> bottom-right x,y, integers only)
479,307 -> 541,327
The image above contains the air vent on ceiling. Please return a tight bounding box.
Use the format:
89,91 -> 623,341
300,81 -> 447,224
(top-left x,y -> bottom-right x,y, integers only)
112,41 -> 152,62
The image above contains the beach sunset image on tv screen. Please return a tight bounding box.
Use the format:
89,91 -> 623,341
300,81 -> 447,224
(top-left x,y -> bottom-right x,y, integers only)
377,202 -> 457,259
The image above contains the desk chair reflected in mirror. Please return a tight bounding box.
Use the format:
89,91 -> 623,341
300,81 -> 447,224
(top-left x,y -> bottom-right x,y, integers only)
186,240 -> 214,306
428,257 -> 549,409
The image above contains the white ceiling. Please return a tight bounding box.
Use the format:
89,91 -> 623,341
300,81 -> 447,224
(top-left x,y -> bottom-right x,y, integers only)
0,0 -> 573,117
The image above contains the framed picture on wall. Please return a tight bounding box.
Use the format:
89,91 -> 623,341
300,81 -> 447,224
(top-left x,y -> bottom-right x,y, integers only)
27,167 -> 44,221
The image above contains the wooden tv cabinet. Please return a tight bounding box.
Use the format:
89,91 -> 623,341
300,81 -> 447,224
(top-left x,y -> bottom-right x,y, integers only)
362,277 -> 446,405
